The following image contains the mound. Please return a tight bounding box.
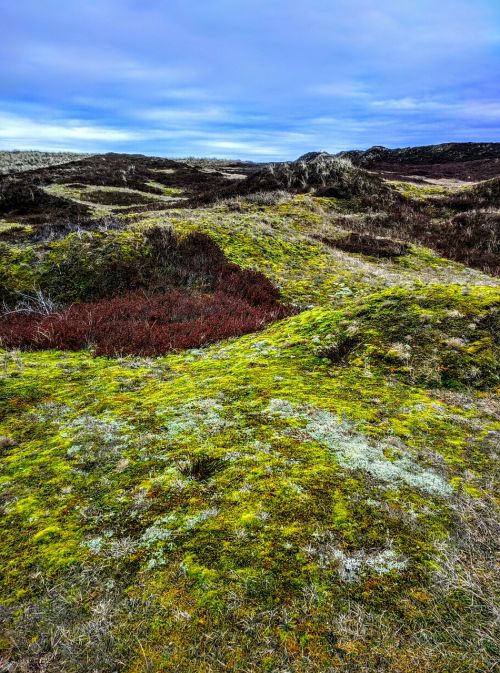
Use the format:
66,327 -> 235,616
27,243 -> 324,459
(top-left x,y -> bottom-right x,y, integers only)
467,176 -> 500,207
339,142 -> 500,166
0,226 -> 292,355
236,153 -> 390,199
320,285 -> 500,389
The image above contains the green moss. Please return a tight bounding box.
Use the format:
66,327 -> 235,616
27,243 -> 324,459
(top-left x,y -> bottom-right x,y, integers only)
1,192 -> 499,671
40,228 -> 146,302
2,292 -> 498,669
0,221 -> 33,242
390,180 -> 448,200
0,243 -> 38,303
319,283 -> 500,389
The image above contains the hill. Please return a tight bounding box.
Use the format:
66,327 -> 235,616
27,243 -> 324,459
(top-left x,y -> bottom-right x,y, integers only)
337,142 -> 500,181
0,145 -> 499,673
0,150 -> 93,176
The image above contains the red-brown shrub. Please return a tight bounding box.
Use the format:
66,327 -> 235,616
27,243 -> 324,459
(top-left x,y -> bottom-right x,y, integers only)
0,288 -> 292,357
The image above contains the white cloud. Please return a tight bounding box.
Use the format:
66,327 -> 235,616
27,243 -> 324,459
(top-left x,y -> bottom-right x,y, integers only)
371,97 -> 500,120
0,113 -> 141,150
138,106 -> 232,124
200,140 -> 279,155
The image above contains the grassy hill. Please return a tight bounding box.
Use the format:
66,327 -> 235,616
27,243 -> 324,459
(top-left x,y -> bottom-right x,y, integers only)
0,149 -> 499,672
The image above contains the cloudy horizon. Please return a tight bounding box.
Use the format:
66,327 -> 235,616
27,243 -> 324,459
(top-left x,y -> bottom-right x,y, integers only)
1,0 -> 500,160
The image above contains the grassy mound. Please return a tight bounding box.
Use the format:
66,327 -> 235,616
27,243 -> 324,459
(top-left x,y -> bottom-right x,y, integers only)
467,176 -> 500,207
241,154 -> 388,199
320,285 -> 500,389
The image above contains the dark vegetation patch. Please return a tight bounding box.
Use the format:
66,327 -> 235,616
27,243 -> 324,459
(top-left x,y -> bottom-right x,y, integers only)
375,158 -> 500,182
28,216 -> 124,243
317,232 -> 409,258
341,142 -> 500,165
80,188 -> 163,207
0,288 -> 289,356
333,184 -> 499,275
0,228 -> 292,356
321,336 -> 360,364
178,454 -> 227,481
429,210 -> 500,275
0,180 -> 91,223
339,142 -> 500,181
406,180 -> 500,274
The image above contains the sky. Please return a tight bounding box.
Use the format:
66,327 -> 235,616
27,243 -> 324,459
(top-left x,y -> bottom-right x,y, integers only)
1,0 -> 500,160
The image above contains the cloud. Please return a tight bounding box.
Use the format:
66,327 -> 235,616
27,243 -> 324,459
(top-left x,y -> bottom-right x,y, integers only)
138,106 -> 233,124
200,141 -> 279,156
371,97 -> 500,120
0,113 -> 142,151
1,0 -> 499,157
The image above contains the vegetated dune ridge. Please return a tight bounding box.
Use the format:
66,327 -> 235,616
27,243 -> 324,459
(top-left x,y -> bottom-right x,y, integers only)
0,143 -> 499,673
338,141 -> 500,182
0,150 -> 94,176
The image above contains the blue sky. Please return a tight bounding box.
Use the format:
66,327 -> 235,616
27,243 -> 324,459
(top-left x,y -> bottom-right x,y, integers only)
1,0 -> 499,159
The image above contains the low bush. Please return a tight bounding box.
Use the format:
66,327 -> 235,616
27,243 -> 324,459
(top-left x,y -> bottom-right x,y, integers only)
317,232 -> 409,258
0,288 -> 291,356
0,226 -> 293,355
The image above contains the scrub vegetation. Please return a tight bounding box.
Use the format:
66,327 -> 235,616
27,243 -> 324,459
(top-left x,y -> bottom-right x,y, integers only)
0,145 -> 499,672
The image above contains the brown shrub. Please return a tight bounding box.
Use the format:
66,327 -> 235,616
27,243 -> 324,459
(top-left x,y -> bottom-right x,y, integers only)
317,232 -> 409,258
0,288 -> 292,357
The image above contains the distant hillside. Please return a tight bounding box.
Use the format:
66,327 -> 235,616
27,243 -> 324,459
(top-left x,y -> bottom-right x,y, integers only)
336,142 -> 500,181
338,142 -> 500,165
0,150 -> 93,175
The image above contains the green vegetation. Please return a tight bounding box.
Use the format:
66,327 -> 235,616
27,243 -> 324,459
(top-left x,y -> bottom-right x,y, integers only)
390,180 -> 449,199
0,158 -> 499,672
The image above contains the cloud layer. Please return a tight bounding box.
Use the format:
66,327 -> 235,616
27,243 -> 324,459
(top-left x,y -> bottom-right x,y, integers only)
1,0 -> 499,159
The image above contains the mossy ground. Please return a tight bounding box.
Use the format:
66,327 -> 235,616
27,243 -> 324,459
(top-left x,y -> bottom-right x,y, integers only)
0,193 -> 499,672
